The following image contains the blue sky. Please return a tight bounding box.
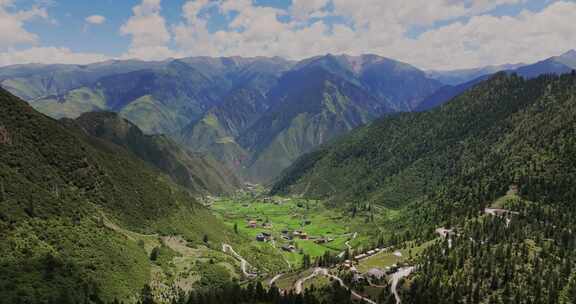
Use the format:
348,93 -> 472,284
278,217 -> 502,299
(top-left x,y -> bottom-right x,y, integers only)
0,0 -> 575,69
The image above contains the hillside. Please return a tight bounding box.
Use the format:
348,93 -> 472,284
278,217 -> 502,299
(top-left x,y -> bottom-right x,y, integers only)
0,88 -> 234,303
237,63 -> 389,181
68,111 -> 241,195
272,72 -> 576,210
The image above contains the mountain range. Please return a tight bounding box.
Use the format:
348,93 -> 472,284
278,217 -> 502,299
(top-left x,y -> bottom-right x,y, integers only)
1,51 -> 575,182
418,50 -> 576,111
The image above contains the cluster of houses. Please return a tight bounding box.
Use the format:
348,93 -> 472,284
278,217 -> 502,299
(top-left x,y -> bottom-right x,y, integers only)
338,248 -> 389,276
340,260 -> 394,283
247,219 -> 337,249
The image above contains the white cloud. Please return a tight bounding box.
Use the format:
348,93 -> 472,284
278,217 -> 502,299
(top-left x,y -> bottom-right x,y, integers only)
173,0 -> 331,59
399,1 -> 576,69
168,0 -> 575,70
1,0 -> 575,70
0,47 -> 109,66
0,1 -> 49,49
120,0 -> 176,60
85,15 -> 106,25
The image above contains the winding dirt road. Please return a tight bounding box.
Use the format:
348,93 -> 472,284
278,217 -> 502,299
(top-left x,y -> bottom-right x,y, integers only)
294,268 -> 327,294
222,244 -> 257,278
294,267 -> 376,304
338,232 -> 358,258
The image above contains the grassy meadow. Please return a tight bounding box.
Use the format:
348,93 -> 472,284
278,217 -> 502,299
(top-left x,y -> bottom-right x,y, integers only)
210,194 -> 366,269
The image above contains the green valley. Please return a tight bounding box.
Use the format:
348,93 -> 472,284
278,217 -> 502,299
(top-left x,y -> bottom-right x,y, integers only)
2,11 -> 576,302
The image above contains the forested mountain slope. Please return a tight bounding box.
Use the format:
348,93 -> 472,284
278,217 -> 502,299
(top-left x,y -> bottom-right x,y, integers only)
0,88 -> 234,303
272,72 -> 576,210
68,111 -> 241,195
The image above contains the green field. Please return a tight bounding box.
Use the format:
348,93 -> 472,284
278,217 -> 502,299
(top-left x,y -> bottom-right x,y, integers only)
357,240 -> 436,272
210,195 -> 372,269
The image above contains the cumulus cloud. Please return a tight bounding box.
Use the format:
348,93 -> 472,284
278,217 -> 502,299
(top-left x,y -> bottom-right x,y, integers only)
173,0 -> 333,59
85,15 -> 106,25
168,0 -> 575,69
120,0 -> 176,60
0,1 -> 49,49
2,0 -> 576,70
400,1 -> 576,69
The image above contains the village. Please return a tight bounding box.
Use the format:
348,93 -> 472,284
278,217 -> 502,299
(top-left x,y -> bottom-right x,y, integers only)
246,218 -> 336,251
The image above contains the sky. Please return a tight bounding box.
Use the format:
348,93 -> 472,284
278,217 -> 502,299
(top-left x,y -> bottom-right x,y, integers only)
0,0 -> 575,70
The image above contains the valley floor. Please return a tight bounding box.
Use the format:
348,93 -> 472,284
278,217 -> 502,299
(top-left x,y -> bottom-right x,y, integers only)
202,188 -> 438,304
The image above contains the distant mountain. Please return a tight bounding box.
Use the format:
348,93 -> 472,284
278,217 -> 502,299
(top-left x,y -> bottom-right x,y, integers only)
514,49 -> 576,78
0,88 -> 234,302
417,50 -> 576,111
294,54 -> 443,111
177,54 -> 442,181
68,111 -> 241,195
1,57 -> 293,134
554,49 -> 576,68
237,61 -> 391,180
426,63 -> 523,85
0,60 -> 166,100
415,75 -> 491,111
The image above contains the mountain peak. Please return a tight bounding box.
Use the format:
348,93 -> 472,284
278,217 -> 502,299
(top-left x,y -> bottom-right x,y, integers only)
553,49 -> 576,69
560,49 -> 576,58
